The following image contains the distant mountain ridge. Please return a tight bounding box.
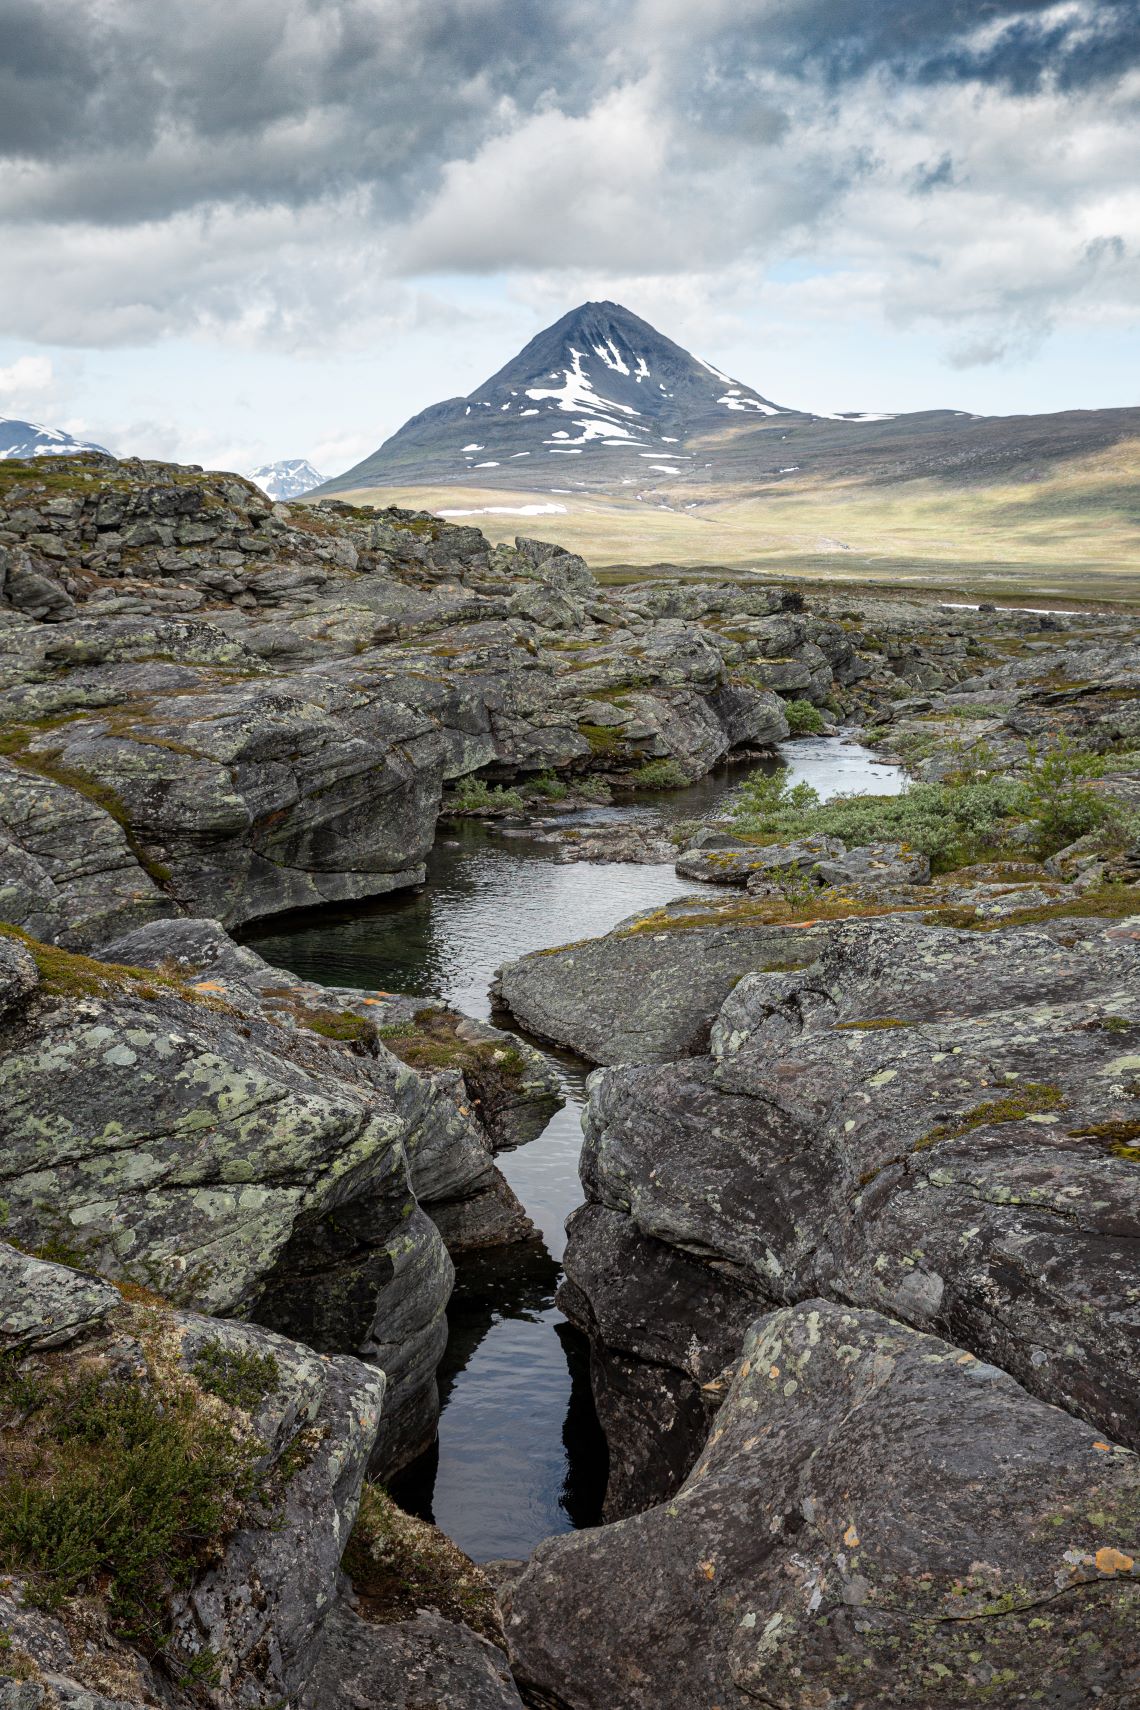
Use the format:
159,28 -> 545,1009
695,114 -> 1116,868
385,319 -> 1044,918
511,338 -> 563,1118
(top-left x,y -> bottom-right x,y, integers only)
317,301 -> 816,495
0,418 -> 110,461
314,303 -> 1140,513
251,458 -> 324,501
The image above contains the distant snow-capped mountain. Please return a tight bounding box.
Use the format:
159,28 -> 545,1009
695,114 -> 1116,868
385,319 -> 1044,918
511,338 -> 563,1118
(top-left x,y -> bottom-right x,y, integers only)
0,418 -> 110,461
314,301 -> 814,496
250,459 -> 325,501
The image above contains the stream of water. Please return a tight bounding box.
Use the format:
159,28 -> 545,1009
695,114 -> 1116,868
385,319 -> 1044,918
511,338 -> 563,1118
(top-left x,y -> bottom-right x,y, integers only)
247,736 -> 903,1561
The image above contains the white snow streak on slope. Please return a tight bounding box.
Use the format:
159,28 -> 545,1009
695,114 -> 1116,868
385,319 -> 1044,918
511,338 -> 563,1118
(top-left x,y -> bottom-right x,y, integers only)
719,389 -> 778,415
462,443 -> 484,451
696,356 -> 735,385
593,338 -> 630,375
526,347 -> 642,419
439,503 -> 567,517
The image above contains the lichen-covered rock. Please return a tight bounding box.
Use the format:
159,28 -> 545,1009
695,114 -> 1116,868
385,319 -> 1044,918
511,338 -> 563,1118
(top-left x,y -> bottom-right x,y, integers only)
302,1607 -> 525,1709
0,930 -> 451,1470
0,1243 -> 384,1709
493,903 -> 832,1064
677,833 -> 845,886
564,914 -> 1140,1505
506,1301 -> 1140,1710
0,1244 -> 120,1352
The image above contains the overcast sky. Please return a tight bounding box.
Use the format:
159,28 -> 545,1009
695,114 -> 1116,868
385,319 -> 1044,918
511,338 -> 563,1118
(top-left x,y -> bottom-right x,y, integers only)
1,0 -> 1137,476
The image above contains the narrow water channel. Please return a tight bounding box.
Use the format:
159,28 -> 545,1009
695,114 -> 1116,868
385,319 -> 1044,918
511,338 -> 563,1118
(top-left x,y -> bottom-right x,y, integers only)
247,736 -> 903,1562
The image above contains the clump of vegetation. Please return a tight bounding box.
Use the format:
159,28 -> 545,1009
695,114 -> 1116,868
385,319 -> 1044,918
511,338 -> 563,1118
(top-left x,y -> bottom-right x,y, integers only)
448,776 -> 525,813
575,776 -> 613,804
782,698 -> 827,737
0,923 -> 234,1012
0,1354 -> 261,1660
190,1339 -> 280,1411
1068,1119 -> 1140,1161
343,1485 -> 504,1646
578,721 -> 624,756
378,1008 -> 527,1091
526,770 -> 569,801
928,883 -> 1140,931
631,758 -> 690,790
729,739 -> 1138,871
292,1003 -> 372,1042
916,1082 -> 1066,1150
730,768 -> 1022,870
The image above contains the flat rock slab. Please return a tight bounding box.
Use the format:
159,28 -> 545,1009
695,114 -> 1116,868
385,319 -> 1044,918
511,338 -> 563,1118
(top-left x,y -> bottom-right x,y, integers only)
506,1300 -> 1140,1710
302,1606 -> 525,1709
569,913 -> 1140,1471
493,910 -> 831,1065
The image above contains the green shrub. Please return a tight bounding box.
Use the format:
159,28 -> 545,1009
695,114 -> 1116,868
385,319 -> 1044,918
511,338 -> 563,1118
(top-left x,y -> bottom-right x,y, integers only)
1013,738 -> 1116,849
631,758 -> 690,790
782,698 -> 826,737
527,770 -> 568,801
729,769 -> 1024,871
190,1339 -> 280,1411
0,1357 -> 260,1656
449,776 -> 524,812
730,749 -> 1137,869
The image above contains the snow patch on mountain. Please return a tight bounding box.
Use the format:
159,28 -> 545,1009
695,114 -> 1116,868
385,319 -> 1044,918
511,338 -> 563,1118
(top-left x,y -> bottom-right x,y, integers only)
0,418 -> 110,461
250,459 -> 324,500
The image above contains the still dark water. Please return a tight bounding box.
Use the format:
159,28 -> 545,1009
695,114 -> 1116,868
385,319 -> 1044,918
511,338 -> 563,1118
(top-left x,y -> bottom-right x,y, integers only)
247,737 -> 902,1560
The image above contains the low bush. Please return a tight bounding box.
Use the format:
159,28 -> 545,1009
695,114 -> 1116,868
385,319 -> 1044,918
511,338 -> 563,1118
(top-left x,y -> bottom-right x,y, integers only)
526,770 -> 568,801
0,1355 -> 260,1660
448,776 -> 524,812
782,698 -> 826,737
631,758 -> 690,790
729,740 -> 1138,869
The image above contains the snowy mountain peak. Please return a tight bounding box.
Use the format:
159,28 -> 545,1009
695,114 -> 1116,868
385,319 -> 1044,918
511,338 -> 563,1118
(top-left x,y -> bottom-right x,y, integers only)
0,418 -> 110,461
318,301 -> 796,497
250,459 -> 325,501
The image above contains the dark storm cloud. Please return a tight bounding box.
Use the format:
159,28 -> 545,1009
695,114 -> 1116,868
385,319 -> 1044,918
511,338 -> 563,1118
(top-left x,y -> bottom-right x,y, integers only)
3,0 -> 1137,231
725,0 -> 1140,94
0,0 -> 610,222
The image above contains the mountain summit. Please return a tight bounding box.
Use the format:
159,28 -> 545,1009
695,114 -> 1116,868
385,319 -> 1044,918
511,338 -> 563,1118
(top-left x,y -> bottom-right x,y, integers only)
0,418 -> 110,461
317,301 -> 801,495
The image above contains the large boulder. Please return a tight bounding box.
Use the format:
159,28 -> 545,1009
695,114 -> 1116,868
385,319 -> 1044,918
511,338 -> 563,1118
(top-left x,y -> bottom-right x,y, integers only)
0,926 -> 454,1470
506,1301 -> 1140,1710
0,1243 -> 384,1708
493,901 -> 833,1064
564,914 -> 1140,1506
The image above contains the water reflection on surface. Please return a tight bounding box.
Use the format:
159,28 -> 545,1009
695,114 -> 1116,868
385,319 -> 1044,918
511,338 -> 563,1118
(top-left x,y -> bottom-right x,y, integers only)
247,738 -> 901,1559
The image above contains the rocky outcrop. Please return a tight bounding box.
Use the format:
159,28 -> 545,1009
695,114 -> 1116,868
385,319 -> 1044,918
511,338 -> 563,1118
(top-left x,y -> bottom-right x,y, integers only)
0,1242 -> 383,1707
0,919 -> 556,1471
557,912 -> 1140,1510
505,1300 -> 1140,1710
8,455 -> 1132,949
493,899 -> 833,1064
0,458 -> 799,944
0,1243 -> 526,1710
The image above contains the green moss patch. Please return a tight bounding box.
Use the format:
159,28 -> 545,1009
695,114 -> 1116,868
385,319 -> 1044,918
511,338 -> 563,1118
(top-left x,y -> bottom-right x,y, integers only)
1067,1119 -> 1140,1161
0,1349 -> 261,1662
292,1004 -> 373,1043
343,1485 -> 503,1647
0,925 -> 235,1013
916,1082 -> 1066,1150
189,1339 -> 280,1411
378,1009 -> 528,1111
